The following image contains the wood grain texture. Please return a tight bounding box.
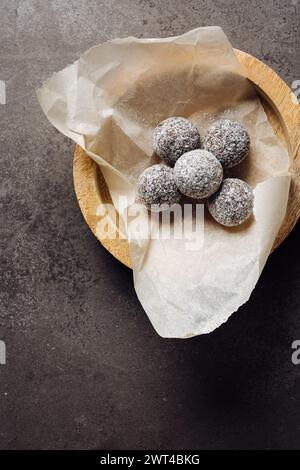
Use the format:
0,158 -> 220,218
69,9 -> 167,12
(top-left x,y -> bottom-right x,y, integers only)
73,49 -> 300,268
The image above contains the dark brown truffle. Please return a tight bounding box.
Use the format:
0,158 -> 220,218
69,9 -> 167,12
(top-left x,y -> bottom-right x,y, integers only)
207,178 -> 254,226
204,120 -> 250,168
174,150 -> 223,199
137,164 -> 181,212
153,117 -> 201,166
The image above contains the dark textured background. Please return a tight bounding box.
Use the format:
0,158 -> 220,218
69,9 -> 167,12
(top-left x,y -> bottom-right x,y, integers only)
1,0 -> 300,450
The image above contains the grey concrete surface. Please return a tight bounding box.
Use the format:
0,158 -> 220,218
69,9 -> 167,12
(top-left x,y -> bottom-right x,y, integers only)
1,0 -> 300,450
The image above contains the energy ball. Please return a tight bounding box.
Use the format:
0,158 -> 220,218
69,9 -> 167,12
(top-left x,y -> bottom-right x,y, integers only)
207,178 -> 254,227
137,164 -> 181,212
203,119 -> 250,168
153,117 -> 201,166
174,150 -> 223,199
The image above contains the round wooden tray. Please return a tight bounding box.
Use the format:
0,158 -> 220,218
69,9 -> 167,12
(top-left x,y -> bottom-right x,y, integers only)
73,50 -> 300,269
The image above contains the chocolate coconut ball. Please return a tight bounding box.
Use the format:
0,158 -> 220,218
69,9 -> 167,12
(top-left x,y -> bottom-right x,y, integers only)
207,178 -> 254,227
153,117 -> 201,166
174,150 -> 223,199
137,164 -> 181,212
203,119 -> 250,168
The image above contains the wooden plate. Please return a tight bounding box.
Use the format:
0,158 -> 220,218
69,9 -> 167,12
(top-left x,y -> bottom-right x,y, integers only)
73,50 -> 300,269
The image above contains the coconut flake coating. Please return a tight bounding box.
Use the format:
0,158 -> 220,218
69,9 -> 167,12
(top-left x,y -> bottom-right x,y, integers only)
153,117 -> 201,166
174,150 -> 223,199
137,164 -> 181,212
203,119 -> 250,168
207,178 -> 254,227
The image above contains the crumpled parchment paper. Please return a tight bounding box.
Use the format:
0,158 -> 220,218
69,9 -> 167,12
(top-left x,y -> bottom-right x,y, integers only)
37,27 -> 290,338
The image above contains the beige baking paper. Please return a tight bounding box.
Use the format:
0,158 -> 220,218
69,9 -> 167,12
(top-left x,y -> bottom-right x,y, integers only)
37,27 -> 290,338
